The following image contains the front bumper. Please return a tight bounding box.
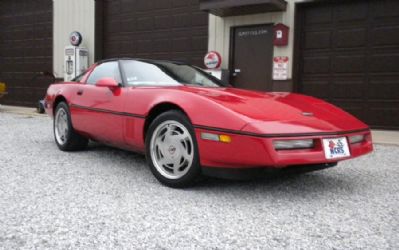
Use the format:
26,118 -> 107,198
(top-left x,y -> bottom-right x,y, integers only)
202,162 -> 338,180
195,128 -> 373,169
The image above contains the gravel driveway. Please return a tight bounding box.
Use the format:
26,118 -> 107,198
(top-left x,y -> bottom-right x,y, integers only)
0,112 -> 398,249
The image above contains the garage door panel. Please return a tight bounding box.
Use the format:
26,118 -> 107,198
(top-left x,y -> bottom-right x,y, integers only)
304,31 -> 331,49
368,77 -> 399,100
103,0 -> 207,66
332,55 -> 365,73
120,18 -> 137,32
303,56 -> 330,74
173,0 -> 190,7
304,5 -> 332,25
154,15 -> 172,29
298,0 -> 399,129
372,26 -> 399,46
335,28 -> 366,48
301,81 -> 329,98
37,12 -> 52,24
153,39 -> 171,53
173,38 -> 191,52
173,13 -> 191,28
367,104 -> 399,128
1,60 -> 12,72
0,0 -> 52,106
143,0 -> 170,10
146,53 -> 169,61
192,35 -> 208,51
169,52 -> 190,64
137,17 -> 154,31
335,1 -> 368,22
136,0 -> 153,11
369,54 -> 399,73
103,42 -> 119,56
104,0 -> 120,15
137,40 -> 153,54
119,41 -> 135,54
373,1 -> 399,18
104,20 -> 120,34
331,80 -> 364,99
192,12 -> 209,26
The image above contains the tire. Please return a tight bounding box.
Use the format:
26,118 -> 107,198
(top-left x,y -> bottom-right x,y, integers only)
145,110 -> 201,188
37,100 -> 45,114
54,102 -> 88,151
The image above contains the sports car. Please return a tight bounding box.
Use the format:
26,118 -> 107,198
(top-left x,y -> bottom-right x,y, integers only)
45,58 -> 373,187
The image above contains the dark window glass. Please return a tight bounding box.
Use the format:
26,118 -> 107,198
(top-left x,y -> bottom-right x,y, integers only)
86,61 -> 122,85
120,60 -> 224,87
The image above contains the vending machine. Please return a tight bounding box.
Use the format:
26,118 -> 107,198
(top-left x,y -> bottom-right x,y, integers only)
64,31 -> 89,82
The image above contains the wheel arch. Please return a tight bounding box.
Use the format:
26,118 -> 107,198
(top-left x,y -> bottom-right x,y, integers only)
53,95 -> 68,115
143,102 -> 190,141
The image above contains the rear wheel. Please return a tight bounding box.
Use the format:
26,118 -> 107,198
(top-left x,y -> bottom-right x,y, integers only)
54,102 -> 88,151
145,110 -> 201,188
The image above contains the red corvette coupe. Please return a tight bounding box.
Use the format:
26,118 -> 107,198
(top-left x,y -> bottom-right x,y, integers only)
45,58 -> 373,187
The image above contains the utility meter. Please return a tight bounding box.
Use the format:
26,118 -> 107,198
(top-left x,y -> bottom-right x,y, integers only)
64,31 -> 89,82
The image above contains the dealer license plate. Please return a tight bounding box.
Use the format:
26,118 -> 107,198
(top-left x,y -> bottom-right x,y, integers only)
322,137 -> 351,159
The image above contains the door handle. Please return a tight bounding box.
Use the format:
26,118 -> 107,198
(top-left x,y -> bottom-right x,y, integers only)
77,89 -> 84,96
232,69 -> 241,77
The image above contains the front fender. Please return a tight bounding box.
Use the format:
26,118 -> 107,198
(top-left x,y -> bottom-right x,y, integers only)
125,87 -> 250,131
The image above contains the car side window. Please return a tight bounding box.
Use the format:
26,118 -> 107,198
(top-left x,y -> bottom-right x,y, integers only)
86,62 -> 122,85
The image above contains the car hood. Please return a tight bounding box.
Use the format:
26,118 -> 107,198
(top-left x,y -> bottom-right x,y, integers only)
180,86 -> 369,134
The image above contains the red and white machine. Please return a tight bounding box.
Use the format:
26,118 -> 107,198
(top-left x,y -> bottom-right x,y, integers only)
64,31 -> 89,82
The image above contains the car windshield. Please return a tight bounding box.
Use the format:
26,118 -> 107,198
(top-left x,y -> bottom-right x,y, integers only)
120,60 -> 224,87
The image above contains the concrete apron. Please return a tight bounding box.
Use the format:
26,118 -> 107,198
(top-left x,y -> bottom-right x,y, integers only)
1,105 -> 398,146
0,104 -> 45,117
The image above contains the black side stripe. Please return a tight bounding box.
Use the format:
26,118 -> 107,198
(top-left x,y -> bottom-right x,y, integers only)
193,124 -> 370,138
70,104 -> 146,119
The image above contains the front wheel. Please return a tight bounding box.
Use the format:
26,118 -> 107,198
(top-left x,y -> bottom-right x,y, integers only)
145,110 -> 201,188
54,102 -> 88,151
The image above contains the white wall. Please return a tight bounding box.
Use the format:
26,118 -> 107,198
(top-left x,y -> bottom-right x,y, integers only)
53,0 -> 95,79
208,0 -> 302,79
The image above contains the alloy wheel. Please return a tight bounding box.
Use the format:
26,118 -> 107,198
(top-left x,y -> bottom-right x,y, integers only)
150,120 -> 194,180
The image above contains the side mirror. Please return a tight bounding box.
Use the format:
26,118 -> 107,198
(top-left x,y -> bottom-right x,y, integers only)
95,78 -> 120,89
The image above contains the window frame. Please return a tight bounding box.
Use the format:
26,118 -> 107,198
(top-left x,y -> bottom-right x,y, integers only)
71,70 -> 87,83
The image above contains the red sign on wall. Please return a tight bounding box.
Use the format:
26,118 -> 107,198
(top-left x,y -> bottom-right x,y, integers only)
274,23 -> 289,47
204,51 -> 222,69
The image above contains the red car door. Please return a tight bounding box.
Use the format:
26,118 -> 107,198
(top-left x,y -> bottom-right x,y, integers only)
70,61 -> 126,145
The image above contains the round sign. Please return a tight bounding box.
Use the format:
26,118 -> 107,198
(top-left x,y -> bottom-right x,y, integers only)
69,31 -> 83,46
204,51 -> 222,69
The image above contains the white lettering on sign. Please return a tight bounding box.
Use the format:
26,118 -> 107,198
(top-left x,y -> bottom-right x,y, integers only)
273,56 -> 289,80
238,29 -> 268,37
276,30 -> 283,39
204,51 -> 222,69
65,48 -> 74,56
